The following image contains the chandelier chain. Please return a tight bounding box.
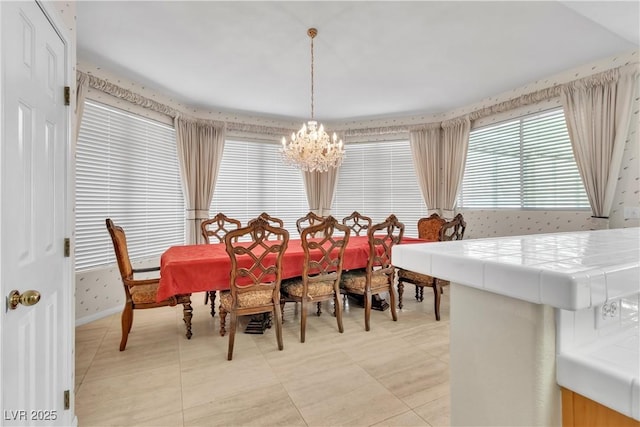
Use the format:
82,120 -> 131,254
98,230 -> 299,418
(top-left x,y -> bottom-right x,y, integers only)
310,32 -> 315,119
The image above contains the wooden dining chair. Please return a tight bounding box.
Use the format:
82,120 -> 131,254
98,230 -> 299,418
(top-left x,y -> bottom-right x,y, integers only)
340,214 -> 404,331
342,211 -> 372,236
397,213 -> 466,320
248,212 -> 285,240
296,211 -> 324,236
281,216 -> 350,342
106,218 -> 192,351
219,218 -> 289,360
200,213 -> 242,314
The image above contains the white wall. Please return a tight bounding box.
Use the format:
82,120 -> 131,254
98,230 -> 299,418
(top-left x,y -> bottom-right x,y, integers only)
74,51 -> 640,324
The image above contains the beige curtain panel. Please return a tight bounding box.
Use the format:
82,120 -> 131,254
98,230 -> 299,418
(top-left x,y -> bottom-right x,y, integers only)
440,117 -> 470,216
302,167 -> 340,217
175,117 -> 226,244
561,64 -> 638,218
410,125 -> 441,214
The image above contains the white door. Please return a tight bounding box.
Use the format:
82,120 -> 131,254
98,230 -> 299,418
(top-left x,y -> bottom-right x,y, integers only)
1,1 -> 73,426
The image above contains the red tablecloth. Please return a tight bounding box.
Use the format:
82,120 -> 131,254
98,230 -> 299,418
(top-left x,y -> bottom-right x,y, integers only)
157,235 -> 428,302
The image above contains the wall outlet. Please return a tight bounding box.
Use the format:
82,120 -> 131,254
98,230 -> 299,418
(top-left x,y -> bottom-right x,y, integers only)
624,206 -> 640,219
595,298 -> 622,329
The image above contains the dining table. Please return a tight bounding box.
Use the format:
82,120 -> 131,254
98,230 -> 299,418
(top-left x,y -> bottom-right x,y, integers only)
158,235 -> 428,334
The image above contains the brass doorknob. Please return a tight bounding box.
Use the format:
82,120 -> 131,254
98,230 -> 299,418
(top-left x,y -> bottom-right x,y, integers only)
7,290 -> 41,310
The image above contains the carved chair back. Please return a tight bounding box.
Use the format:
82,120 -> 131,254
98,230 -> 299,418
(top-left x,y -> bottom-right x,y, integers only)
342,211 -> 372,236
201,212 -> 242,244
248,212 -> 285,240
440,213 -> 466,242
296,211 -> 324,236
106,218 -> 134,286
367,214 -> 405,276
300,216 -> 350,285
417,213 -> 447,241
224,218 -> 289,311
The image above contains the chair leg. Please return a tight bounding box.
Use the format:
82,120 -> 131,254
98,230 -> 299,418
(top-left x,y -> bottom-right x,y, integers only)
433,280 -> 442,321
209,291 -> 216,317
316,301 -> 322,316
334,292 -> 344,333
204,291 -> 209,305
119,303 -> 133,351
364,290 -> 372,332
127,307 -> 134,334
300,300 -> 308,343
219,307 -> 227,336
388,286 -> 398,321
227,312 -> 237,360
273,306 -> 284,351
397,282 -> 404,309
280,300 -> 286,322
182,301 -> 193,339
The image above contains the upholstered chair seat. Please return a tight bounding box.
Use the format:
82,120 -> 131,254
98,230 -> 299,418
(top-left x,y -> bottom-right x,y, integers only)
281,278 -> 335,298
129,284 -> 162,304
219,289 -> 274,309
340,270 -> 390,291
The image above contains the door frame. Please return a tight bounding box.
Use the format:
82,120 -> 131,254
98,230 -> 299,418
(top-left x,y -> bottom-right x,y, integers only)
0,0 -> 76,424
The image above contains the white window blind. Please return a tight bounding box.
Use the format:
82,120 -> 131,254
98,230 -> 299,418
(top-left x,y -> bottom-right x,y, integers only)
458,108 -> 589,209
332,141 -> 427,236
76,101 -> 185,271
210,140 -> 308,238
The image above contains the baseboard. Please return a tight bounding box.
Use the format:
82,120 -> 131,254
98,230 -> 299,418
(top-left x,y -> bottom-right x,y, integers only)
75,305 -> 121,327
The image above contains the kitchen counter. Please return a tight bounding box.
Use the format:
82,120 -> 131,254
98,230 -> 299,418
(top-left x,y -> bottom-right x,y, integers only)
392,228 -> 640,425
392,228 -> 639,310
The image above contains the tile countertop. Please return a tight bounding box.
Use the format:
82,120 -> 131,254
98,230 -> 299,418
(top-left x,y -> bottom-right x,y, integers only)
557,324 -> 640,421
392,227 -> 640,311
392,227 -> 640,421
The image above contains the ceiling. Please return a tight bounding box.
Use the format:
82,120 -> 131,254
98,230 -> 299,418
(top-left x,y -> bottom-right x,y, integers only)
77,1 -> 639,123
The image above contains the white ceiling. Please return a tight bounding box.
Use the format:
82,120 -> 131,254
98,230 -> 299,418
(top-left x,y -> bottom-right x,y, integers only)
77,1 -> 639,123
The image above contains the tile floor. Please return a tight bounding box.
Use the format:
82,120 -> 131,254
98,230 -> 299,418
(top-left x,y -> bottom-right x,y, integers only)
75,290 -> 451,427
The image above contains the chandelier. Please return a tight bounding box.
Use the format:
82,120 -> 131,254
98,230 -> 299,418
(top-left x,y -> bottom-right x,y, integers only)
281,28 -> 345,173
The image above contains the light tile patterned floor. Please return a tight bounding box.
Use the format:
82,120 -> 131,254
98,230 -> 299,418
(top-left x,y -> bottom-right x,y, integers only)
75,290 -> 451,427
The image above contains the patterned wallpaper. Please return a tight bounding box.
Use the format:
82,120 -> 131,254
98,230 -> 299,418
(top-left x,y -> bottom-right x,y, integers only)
461,210 -> 605,239
74,46 -> 640,324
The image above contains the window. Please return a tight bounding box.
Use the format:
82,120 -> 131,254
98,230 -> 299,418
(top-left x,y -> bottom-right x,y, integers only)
76,101 -> 184,271
332,140 -> 427,236
458,108 -> 589,209
210,140 -> 308,238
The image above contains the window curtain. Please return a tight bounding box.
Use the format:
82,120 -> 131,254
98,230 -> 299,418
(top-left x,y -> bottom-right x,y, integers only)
410,125 -> 441,214
175,117 -> 226,244
561,64 -> 638,220
302,167 -> 339,217
75,72 -> 89,142
440,117 -> 470,217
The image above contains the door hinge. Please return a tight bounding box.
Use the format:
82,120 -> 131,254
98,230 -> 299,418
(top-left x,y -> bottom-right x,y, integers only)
63,238 -> 70,257
64,86 -> 70,106
63,390 -> 70,410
